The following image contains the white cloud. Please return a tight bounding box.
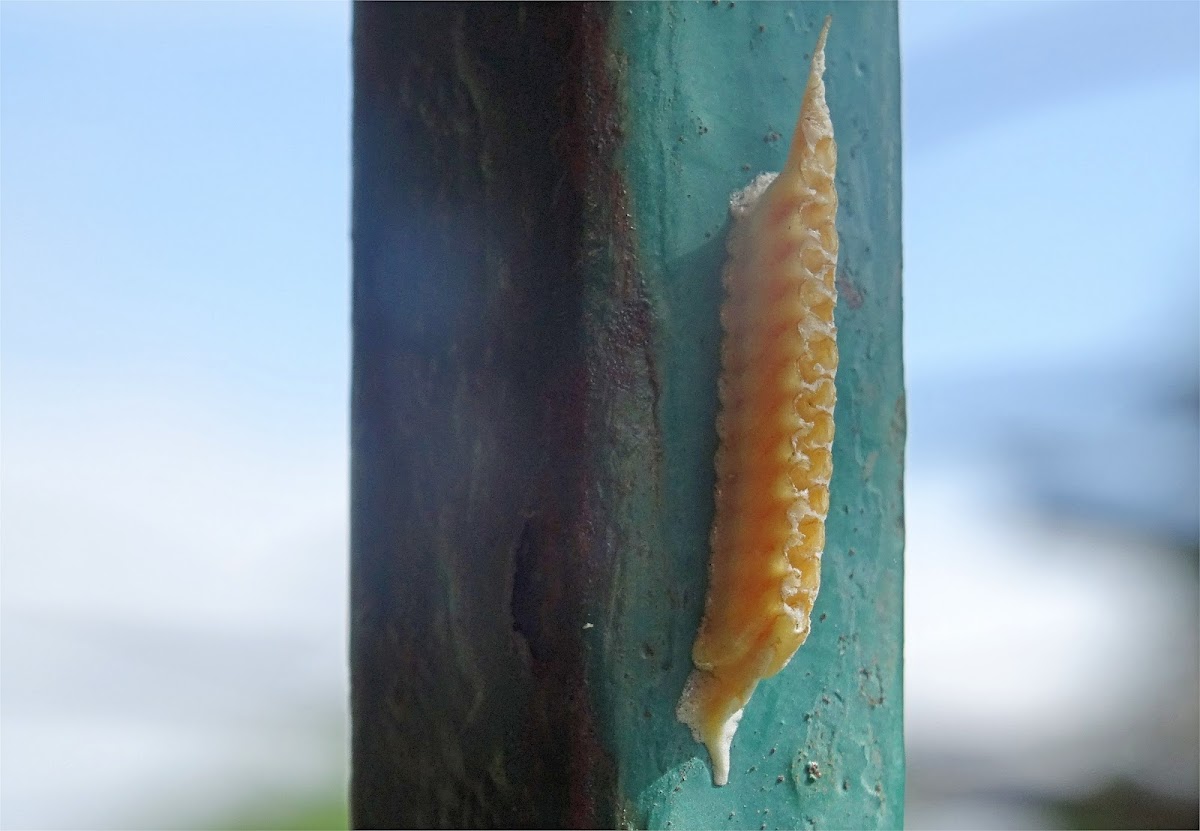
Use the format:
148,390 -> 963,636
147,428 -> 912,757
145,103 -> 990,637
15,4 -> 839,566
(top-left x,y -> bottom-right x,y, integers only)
905,464 -> 1198,800
1,374 -> 348,829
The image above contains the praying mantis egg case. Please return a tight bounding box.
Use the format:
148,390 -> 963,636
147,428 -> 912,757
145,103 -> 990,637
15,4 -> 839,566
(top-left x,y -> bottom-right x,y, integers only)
677,15 -> 838,788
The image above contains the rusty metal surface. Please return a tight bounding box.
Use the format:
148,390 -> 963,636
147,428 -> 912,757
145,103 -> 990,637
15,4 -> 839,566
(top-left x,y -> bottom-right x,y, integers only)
351,4 -> 615,826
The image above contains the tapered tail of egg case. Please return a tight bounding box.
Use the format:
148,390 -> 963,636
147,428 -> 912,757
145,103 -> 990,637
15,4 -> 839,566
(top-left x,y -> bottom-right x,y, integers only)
785,16 -> 833,173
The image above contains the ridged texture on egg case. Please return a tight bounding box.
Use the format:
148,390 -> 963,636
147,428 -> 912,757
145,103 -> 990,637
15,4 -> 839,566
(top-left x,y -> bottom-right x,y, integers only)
677,17 -> 838,787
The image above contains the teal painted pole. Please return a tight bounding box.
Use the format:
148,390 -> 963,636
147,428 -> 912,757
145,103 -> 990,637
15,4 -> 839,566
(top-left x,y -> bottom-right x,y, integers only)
350,3 -> 903,828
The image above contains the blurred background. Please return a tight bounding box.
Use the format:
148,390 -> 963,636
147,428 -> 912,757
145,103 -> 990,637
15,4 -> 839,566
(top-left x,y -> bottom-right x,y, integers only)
1,1 -> 1196,829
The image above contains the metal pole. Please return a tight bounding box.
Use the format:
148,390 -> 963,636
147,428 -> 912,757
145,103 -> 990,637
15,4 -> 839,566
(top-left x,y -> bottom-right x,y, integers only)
350,3 -> 904,827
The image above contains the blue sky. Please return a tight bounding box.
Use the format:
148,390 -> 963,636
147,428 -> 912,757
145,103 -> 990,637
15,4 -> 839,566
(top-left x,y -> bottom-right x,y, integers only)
901,0 -> 1198,379
2,4 -> 354,827
2,1 -> 351,437
1,2 -> 1197,828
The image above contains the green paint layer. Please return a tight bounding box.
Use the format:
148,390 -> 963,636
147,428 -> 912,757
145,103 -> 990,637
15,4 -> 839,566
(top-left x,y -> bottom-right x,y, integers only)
590,3 -> 905,828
